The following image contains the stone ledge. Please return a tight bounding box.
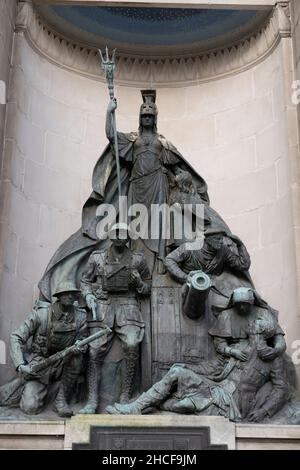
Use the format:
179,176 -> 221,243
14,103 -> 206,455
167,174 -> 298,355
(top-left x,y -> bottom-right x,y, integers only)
32,1 -> 279,7
0,420 -> 65,450
236,423 -> 300,450
0,420 -> 65,435
236,423 -> 300,439
1,417 -> 300,450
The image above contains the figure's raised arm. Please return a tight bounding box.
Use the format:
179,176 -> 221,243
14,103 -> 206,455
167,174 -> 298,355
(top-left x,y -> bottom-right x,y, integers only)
106,98 -> 118,142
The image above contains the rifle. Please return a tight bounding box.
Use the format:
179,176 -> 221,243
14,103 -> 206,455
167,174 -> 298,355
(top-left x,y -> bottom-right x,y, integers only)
0,327 -> 111,406
29,326 -> 111,375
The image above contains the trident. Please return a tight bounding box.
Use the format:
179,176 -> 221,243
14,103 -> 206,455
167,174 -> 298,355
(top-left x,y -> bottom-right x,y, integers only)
99,47 -> 122,197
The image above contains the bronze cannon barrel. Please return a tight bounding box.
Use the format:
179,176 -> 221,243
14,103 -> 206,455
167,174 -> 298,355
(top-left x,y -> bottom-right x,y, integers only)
182,270 -> 211,320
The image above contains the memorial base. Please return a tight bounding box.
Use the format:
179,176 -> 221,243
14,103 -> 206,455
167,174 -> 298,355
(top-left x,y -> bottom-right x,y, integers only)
0,415 -> 300,450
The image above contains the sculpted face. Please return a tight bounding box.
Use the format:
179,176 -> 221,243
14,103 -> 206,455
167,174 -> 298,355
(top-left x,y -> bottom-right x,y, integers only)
206,234 -> 223,251
58,292 -> 77,307
141,114 -> 154,129
235,302 -> 252,316
112,229 -> 129,248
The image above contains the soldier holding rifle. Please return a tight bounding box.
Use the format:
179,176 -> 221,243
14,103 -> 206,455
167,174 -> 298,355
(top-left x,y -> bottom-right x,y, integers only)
0,282 -> 109,417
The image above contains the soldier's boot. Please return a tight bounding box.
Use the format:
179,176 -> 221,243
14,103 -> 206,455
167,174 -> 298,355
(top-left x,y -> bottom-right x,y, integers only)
79,361 -> 99,414
53,365 -> 78,418
53,387 -> 74,418
106,371 -> 177,415
119,349 -> 138,404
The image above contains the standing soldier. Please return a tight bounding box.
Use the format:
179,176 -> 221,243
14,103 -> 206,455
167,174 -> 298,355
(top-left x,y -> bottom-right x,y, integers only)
79,223 -> 151,414
7,282 -> 87,417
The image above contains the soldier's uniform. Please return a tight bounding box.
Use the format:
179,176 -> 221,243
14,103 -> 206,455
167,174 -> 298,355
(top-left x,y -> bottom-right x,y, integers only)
164,239 -> 251,282
209,304 -> 289,420
164,234 -> 251,311
80,244 -> 151,412
9,295 -> 87,416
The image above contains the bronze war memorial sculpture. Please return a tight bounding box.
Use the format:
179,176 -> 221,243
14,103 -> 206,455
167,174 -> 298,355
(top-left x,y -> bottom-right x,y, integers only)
0,49 -> 300,424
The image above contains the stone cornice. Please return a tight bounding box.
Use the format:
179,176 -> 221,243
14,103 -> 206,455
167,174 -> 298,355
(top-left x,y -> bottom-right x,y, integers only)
15,1 -> 291,87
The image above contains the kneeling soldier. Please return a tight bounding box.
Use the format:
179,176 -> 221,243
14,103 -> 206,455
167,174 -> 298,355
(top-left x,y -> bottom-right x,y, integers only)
9,282 -> 87,417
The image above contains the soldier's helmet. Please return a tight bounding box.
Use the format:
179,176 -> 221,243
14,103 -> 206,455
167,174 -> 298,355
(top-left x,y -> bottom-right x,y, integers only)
53,281 -> 80,297
140,90 -> 157,116
232,287 -> 255,304
204,228 -> 227,238
139,90 -> 158,132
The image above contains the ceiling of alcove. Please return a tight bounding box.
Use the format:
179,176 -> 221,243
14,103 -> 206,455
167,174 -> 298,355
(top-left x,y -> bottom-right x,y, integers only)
36,5 -> 272,57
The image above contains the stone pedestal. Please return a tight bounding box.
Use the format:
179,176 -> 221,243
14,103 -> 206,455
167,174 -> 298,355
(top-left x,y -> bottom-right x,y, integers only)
64,415 -> 236,450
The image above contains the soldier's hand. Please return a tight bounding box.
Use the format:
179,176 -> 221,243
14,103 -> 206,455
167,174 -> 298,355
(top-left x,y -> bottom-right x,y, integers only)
74,340 -> 88,354
181,283 -> 188,300
257,346 -> 277,362
130,270 -> 142,287
86,294 -> 97,310
108,98 -> 117,113
247,408 -> 267,423
17,364 -> 33,375
230,349 -> 249,362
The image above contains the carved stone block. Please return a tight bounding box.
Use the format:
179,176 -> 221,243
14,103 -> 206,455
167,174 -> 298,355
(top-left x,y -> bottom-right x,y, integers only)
72,425 -> 227,450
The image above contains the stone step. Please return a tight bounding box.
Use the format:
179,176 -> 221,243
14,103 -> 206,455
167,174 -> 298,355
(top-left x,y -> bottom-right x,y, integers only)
0,421 -> 65,450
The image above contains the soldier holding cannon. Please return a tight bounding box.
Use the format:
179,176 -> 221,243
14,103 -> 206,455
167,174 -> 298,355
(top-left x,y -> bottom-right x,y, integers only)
164,229 -> 252,316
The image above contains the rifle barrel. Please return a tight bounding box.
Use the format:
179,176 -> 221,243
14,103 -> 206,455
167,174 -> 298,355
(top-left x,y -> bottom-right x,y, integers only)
30,327 -> 111,373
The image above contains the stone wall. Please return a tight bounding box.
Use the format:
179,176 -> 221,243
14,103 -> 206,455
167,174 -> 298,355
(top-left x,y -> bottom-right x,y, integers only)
0,0 -> 17,193
291,0 -> 300,80
291,0 -> 300,322
0,27 -> 300,383
0,0 -> 17,373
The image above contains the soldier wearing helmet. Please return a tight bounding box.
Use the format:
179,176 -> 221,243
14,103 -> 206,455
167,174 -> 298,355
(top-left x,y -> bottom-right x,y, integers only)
79,223 -> 151,414
4,282 -> 87,417
164,229 -> 252,312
